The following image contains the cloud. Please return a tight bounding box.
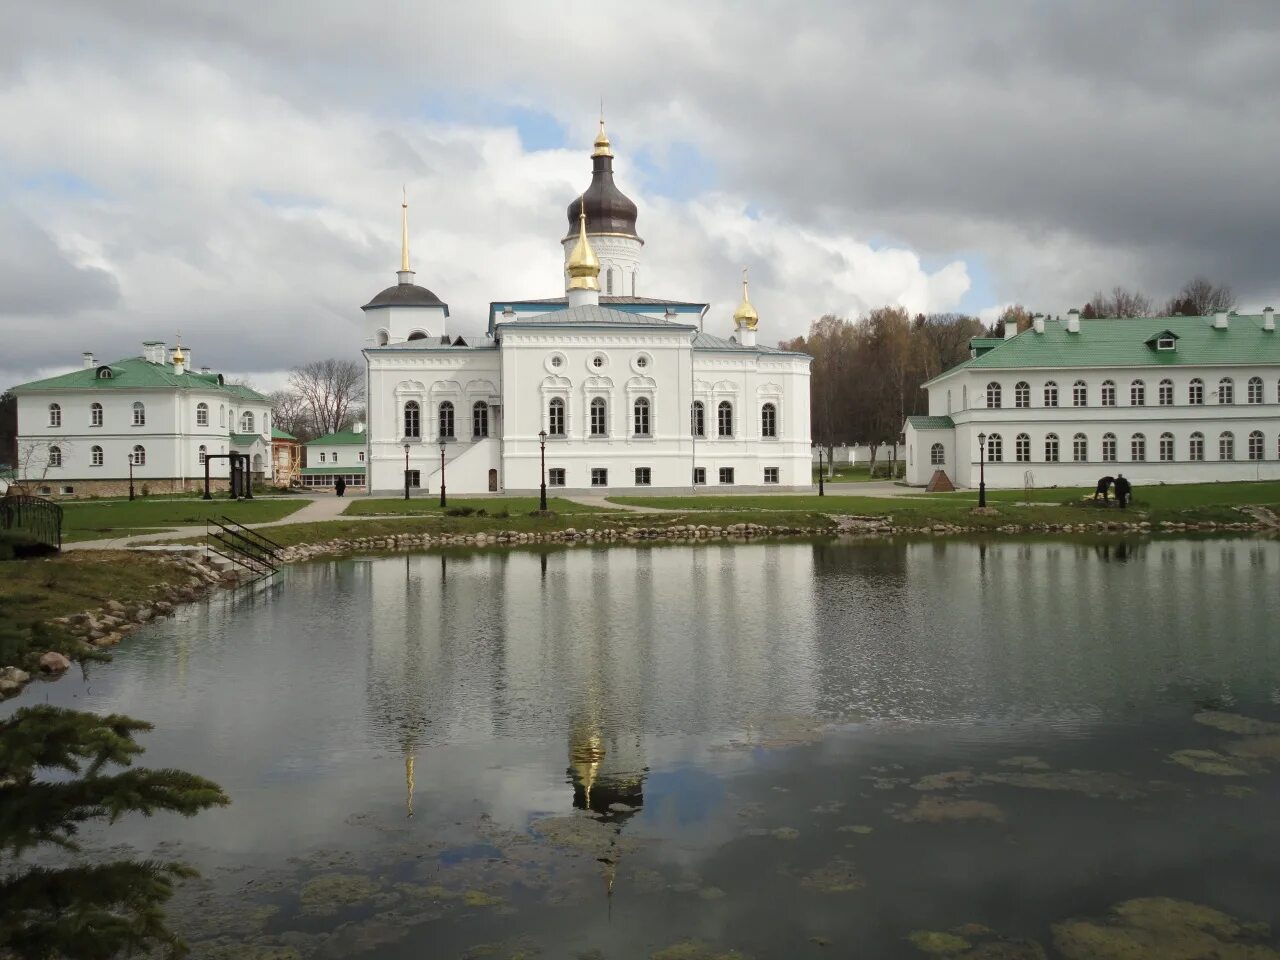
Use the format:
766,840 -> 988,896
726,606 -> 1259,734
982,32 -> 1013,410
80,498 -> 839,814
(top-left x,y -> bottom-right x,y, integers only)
2,1 -> 1278,386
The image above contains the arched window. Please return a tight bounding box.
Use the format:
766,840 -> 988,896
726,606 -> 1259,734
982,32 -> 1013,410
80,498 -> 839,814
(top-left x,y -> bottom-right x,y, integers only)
1159,433 -> 1174,462
1247,377 -> 1263,404
606,268 -> 615,295
1102,433 -> 1117,462
986,433 -> 1003,462
1101,380 -> 1116,406
548,397 -> 566,436
376,329 -> 389,346
407,331 -> 428,341
48,403 -> 61,427
198,445 -> 207,465
1014,381 -> 1030,408
472,401 -> 489,438
1045,433 -> 1060,462
219,404 -> 226,426
1219,431 -> 1234,461
1189,378 -> 1204,405
403,400 -> 420,438
1130,380 -> 1145,406
91,445 -> 103,467
240,411 -> 255,433
132,401 -> 146,426
1043,381 -> 1059,407
90,402 -> 103,427
1073,380 -> 1088,406
761,402 -> 778,438
717,400 -> 733,437
1158,379 -> 1173,406
590,397 -> 608,437
986,382 -> 1002,408
633,397 -> 651,436
437,400 -> 454,439
1015,433 -> 1030,462
132,444 -> 146,466
196,402 -> 209,426
1189,432 -> 1205,462
930,443 -> 945,465
48,445 -> 62,468
691,401 -> 705,437
1248,431 -> 1264,461
1131,433 -> 1146,461
1072,434 -> 1088,462
1218,378 -> 1234,404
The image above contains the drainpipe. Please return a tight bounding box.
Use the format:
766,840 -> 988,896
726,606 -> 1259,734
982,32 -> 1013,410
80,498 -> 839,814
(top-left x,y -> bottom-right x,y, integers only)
364,351 -> 372,496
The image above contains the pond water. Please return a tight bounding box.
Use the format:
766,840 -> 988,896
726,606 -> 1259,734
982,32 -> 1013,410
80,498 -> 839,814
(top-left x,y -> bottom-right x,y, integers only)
10,537 -> 1280,958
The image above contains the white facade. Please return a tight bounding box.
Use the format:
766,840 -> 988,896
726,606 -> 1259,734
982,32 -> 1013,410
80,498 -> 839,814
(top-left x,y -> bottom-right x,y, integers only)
362,127 -> 812,496
907,312 -> 1280,489
11,344 -> 273,495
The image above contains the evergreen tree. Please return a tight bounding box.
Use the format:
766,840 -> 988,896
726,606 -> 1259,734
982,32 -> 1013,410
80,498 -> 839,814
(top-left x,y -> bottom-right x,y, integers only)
0,705 -> 229,958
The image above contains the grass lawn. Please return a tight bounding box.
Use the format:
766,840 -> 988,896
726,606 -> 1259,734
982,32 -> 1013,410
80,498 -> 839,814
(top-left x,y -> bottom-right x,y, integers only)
60,498 -> 308,542
909,480 -> 1280,510
814,464 -> 904,483
344,497 -> 597,517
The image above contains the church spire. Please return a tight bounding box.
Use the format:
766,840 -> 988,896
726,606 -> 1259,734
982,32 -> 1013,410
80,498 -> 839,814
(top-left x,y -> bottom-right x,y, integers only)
397,187 -> 414,285
593,102 -> 613,158
566,197 -> 601,308
733,266 -> 759,346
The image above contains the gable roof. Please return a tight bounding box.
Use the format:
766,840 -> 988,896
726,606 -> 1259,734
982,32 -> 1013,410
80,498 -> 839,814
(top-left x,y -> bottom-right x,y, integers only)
271,427 -> 298,440
498,303 -> 697,330
9,356 -> 268,401
930,314 -> 1280,383
905,415 -> 955,430
305,429 -> 366,446
692,331 -> 810,358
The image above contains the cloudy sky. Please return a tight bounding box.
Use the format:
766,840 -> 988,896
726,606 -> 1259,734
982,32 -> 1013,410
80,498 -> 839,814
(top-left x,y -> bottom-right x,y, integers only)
3,1 -> 1279,390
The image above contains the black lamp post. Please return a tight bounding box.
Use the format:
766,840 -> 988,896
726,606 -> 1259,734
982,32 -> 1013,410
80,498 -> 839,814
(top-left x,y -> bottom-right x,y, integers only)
438,437 -> 447,508
817,447 -> 825,496
403,443 -> 411,501
977,432 -> 987,508
128,452 -> 136,501
538,429 -> 548,512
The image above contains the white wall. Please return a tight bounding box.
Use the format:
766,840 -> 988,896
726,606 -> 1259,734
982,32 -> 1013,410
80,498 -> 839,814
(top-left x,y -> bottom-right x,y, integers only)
904,426 -> 954,486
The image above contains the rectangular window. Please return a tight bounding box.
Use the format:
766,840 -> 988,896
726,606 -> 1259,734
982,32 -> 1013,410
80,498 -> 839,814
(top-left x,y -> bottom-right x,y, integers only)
1159,436 -> 1174,461
548,468 -> 566,487
358,451 -> 366,462
718,467 -> 735,485
319,453 -> 326,463
635,467 -> 651,486
406,470 -> 421,488
763,467 -> 779,484
693,467 -> 706,485
591,468 -> 608,487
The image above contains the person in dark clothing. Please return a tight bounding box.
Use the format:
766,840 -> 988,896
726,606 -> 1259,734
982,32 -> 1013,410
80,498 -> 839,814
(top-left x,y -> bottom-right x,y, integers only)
1114,474 -> 1131,509
334,476 -> 346,498
1094,476 -> 1114,501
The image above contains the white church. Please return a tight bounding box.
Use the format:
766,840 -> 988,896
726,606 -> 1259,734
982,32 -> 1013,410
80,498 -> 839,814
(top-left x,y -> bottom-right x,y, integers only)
362,121 -> 813,495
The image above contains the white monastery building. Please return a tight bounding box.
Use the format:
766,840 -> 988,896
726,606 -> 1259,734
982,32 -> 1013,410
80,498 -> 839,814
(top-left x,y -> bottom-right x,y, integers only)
904,309 -> 1280,489
362,121 -> 812,495
10,342 -> 274,496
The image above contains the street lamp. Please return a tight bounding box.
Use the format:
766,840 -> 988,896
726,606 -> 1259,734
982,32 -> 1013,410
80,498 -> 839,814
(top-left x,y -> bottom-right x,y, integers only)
977,432 -> 987,508
817,447 -> 825,496
127,451 -> 136,501
538,429 -> 548,512
438,437 -> 447,508
403,443 -> 411,501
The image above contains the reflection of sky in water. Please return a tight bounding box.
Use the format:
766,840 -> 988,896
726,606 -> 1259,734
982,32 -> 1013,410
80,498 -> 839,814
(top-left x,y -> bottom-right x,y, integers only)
7,539 -> 1280,955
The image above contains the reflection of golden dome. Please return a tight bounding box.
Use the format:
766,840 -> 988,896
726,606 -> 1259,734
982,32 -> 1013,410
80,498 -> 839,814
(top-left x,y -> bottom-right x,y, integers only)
570,730 -> 605,806
566,198 -> 601,291
733,267 -> 759,331
592,118 -> 613,158
405,751 -> 415,819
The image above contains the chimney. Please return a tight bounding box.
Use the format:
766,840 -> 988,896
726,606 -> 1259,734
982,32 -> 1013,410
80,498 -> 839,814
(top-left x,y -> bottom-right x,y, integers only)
82,351 -> 94,368
200,366 -> 211,373
1066,309 -> 1080,334
1003,320 -> 1017,339
1264,307 -> 1275,332
142,340 -> 165,363
1033,315 -> 1045,335
1213,310 -> 1228,329
353,421 -> 366,435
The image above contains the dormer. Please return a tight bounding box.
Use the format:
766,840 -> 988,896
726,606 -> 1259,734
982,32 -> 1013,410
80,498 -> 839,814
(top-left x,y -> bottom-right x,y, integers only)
1145,330 -> 1180,352
95,365 -> 115,379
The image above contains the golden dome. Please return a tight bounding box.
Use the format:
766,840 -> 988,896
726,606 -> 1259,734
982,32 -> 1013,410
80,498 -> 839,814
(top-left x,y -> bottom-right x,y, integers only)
733,267 -> 759,331
566,198 -> 601,291
172,341 -> 186,365
592,117 -> 613,158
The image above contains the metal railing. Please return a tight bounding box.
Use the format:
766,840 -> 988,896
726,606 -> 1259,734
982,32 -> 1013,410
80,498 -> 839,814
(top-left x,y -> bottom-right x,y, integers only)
205,516 -> 281,579
0,494 -> 63,551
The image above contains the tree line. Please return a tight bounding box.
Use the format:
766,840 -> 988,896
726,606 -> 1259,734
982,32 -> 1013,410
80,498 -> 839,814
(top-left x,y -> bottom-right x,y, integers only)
782,276 -> 1240,465
268,358 -> 365,442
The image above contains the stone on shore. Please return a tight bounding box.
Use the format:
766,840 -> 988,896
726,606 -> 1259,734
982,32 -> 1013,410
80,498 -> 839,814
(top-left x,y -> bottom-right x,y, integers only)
38,651 -> 72,673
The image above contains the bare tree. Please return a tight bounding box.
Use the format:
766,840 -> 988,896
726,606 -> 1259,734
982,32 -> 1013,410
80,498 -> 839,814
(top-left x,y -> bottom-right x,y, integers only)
287,359 -> 365,438
268,389 -> 313,441
1164,276 -> 1236,316
1089,286 -> 1153,318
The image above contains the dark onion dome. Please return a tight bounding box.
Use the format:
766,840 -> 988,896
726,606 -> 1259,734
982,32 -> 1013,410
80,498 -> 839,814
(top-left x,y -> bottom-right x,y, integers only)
361,283 -> 448,311
565,121 -> 640,241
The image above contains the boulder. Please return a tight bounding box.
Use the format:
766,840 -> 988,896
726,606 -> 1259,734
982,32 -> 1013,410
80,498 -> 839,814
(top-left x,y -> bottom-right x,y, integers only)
104,599 -> 126,615
2,667 -> 31,684
38,651 -> 72,673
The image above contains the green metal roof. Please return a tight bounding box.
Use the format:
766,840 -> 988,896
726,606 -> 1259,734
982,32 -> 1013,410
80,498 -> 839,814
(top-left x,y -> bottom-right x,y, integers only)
229,433 -> 265,446
299,465 -> 366,475
9,356 -> 268,400
271,427 -> 298,441
905,415 -> 955,430
939,315 -> 1280,377
305,429 -> 367,446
